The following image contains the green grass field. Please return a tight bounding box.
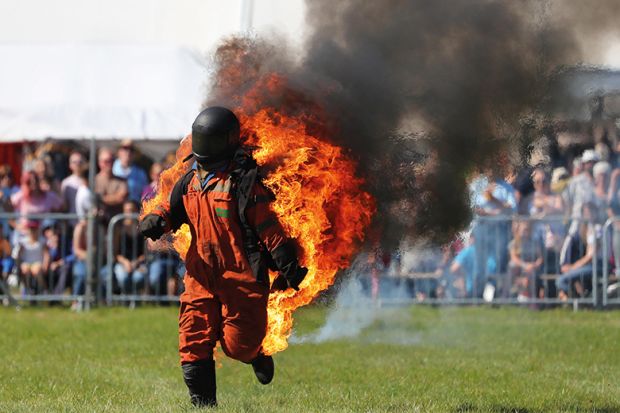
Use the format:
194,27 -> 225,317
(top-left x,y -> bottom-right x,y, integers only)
0,304 -> 619,413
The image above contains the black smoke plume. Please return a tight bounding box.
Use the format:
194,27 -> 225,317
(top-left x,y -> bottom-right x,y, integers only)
205,0 -> 620,247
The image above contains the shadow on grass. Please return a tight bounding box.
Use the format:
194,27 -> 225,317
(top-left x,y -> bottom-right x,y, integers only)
454,403 -> 620,413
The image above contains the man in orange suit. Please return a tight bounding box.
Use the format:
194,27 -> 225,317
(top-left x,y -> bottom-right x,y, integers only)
139,107 -> 307,407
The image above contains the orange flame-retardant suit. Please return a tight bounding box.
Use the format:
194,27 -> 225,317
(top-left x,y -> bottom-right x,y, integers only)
140,107 -> 307,408
153,154 -> 289,364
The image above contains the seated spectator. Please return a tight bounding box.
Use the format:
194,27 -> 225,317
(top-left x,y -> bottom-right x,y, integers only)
60,151 -> 86,218
147,239 -> 182,298
556,203 -> 601,301
0,230 -> 13,281
11,171 -> 63,239
508,220 -> 543,300
113,200 -> 146,295
14,220 -> 49,294
113,140 -> 148,203
141,162 -> 163,201
95,148 -> 128,223
528,168 -> 566,277
449,232 -> 497,298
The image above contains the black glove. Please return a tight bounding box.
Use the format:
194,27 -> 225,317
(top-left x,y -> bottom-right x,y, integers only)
287,266 -> 308,290
271,265 -> 308,291
139,214 -> 167,241
270,242 -> 308,291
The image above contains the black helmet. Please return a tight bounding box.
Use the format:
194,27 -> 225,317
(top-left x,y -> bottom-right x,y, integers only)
191,106 -> 240,163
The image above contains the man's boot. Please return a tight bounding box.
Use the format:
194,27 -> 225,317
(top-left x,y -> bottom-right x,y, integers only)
182,359 -> 217,407
251,353 -> 274,385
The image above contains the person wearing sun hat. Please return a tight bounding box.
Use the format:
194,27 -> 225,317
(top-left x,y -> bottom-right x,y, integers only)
565,149 -> 599,235
550,167 -> 570,195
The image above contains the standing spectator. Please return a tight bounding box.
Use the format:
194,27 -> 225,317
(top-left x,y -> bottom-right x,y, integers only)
565,149 -> 598,235
571,157 -> 583,177
141,162 -> 163,201
550,167 -> 570,203
526,168 -> 563,216
113,201 -> 146,295
71,218 -> 88,310
94,148 -> 128,223
512,166 -> 534,215
591,161 -> 611,225
113,140 -> 148,203
32,157 -> 61,194
14,220 -> 49,294
470,170 -> 516,290
11,171 -> 63,237
60,152 -> 86,217
607,163 -> 620,277
74,168 -> 93,219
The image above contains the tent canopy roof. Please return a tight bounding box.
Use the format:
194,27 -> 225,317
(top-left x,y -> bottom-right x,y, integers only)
0,43 -> 207,141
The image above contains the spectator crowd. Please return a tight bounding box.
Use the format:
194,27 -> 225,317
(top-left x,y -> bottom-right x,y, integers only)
2,138 -> 620,308
372,143 -> 620,304
0,139 -> 181,309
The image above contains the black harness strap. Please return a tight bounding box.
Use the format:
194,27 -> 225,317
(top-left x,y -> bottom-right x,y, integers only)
169,149 -> 275,283
169,169 -> 194,232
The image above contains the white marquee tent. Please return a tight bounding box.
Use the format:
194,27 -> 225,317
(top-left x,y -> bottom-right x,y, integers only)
0,43 -> 207,141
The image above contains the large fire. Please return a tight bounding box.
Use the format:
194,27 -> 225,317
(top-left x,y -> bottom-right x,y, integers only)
142,75 -> 374,355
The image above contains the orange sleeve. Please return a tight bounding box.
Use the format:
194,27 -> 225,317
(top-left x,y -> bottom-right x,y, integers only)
245,183 -> 288,253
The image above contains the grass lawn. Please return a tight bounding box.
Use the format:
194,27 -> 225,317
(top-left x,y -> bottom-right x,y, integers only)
0,304 -> 618,412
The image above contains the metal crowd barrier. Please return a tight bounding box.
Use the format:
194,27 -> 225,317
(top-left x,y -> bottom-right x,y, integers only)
602,217 -> 620,307
369,215 -> 599,307
105,213 -> 183,306
0,212 -> 94,308
2,211 -> 614,309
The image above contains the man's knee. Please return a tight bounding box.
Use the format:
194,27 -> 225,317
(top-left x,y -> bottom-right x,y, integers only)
220,338 -> 262,363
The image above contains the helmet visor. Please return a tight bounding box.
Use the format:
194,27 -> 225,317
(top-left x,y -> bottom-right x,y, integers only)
192,132 -> 229,160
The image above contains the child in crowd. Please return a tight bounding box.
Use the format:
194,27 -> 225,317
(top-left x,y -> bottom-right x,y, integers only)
14,220 -> 49,294
43,221 -> 68,294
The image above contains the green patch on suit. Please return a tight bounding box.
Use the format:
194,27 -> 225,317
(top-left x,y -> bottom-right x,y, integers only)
215,207 -> 229,218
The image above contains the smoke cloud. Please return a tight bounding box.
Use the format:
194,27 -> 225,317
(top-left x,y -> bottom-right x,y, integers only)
291,258 -> 420,345
205,0 -> 620,246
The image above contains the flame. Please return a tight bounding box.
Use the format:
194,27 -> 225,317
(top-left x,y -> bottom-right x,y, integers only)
142,75 -> 374,355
